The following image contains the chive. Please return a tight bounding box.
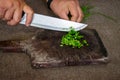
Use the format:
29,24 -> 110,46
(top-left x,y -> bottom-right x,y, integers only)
60,28 -> 88,48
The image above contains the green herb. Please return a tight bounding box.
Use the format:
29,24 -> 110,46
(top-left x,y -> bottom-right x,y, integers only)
81,5 -> 94,22
60,28 -> 88,48
81,5 -> 117,23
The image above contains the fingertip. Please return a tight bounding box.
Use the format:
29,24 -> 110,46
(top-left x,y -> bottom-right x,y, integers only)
61,14 -> 69,20
70,11 -> 79,22
77,6 -> 84,22
23,5 -> 34,27
7,20 -> 18,26
25,13 -> 33,27
77,15 -> 83,22
25,23 -> 30,27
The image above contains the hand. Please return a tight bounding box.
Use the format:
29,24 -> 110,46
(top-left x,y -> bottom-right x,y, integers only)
0,0 -> 34,26
50,0 -> 83,22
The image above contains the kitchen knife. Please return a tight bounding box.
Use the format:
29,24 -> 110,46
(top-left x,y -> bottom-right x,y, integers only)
20,13 -> 88,32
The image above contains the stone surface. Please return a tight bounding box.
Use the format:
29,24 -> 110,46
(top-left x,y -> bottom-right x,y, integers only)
0,0 -> 120,80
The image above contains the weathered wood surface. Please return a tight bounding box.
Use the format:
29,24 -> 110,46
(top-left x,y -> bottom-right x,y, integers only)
0,29 -> 109,68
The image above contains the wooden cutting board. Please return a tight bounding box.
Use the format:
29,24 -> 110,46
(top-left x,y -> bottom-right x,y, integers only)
0,29 -> 109,68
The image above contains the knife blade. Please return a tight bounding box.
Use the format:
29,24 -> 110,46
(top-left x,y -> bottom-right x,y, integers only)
20,13 -> 87,32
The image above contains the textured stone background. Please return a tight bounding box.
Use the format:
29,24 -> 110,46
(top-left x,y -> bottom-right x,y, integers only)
0,0 -> 120,80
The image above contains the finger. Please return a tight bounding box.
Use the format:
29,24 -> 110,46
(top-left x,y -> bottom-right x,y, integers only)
0,7 -> 6,18
75,0 -> 84,22
7,8 -> 22,25
76,7 -> 84,22
69,5 -> 79,22
23,5 -> 34,26
57,10 -> 69,20
3,8 -> 14,21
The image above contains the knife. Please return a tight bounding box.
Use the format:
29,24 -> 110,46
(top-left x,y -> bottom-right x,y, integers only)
20,13 -> 87,32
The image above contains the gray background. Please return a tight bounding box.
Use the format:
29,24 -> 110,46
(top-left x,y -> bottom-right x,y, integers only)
0,0 -> 120,80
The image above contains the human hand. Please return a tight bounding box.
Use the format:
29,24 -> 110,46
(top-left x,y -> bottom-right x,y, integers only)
0,0 -> 34,26
50,0 -> 83,22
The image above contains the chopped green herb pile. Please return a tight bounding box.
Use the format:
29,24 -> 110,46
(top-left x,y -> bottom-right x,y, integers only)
60,29 -> 89,48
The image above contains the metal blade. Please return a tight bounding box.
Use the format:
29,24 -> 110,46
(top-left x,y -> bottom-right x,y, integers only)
20,13 -> 88,32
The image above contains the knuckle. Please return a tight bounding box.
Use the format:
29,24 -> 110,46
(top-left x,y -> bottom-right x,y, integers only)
30,10 -> 34,15
8,3 -> 14,8
29,8 -> 34,14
